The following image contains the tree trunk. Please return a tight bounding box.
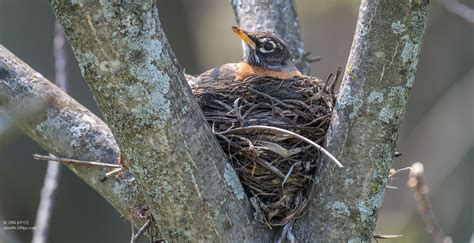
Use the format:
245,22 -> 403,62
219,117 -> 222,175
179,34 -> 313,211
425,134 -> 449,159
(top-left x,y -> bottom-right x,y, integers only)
49,1 -> 271,241
294,0 -> 430,241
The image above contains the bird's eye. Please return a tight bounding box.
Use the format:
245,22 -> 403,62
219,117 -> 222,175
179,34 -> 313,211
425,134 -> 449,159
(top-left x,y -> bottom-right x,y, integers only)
263,42 -> 274,51
258,39 -> 277,53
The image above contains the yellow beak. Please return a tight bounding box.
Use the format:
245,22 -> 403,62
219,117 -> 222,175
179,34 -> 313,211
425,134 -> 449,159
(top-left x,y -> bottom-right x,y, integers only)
231,26 -> 256,49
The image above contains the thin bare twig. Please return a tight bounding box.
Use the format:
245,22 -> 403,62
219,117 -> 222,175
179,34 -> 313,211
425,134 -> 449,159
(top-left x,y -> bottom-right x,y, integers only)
32,21 -> 67,243
32,160 -> 60,243
33,154 -> 121,169
222,125 -> 344,168
129,223 -> 135,243
373,234 -> 403,239
386,166 -> 413,189
132,219 -> 151,242
389,167 -> 412,178
408,162 -> 452,243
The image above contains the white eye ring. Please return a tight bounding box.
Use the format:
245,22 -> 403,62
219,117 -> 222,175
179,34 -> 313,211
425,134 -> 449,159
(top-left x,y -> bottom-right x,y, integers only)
259,41 -> 276,53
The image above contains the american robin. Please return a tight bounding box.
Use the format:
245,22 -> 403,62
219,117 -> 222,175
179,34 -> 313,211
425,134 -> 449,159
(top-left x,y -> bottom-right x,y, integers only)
187,26 -> 303,87
231,26 -> 302,80
189,27 -> 342,229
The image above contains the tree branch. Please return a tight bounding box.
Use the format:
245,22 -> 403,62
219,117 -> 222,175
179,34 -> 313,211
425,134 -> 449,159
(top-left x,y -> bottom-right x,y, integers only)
294,0 -> 430,241
231,0 -> 310,74
32,21 -> 66,243
408,162 -> 451,243
0,45 -> 148,231
50,1 -> 271,241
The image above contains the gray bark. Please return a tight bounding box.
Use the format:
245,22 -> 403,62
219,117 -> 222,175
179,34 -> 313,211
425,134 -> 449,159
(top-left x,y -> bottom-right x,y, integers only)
49,1 -> 271,241
231,0 -> 310,74
0,45 -> 148,229
294,0 -> 430,241
1,0 -> 431,241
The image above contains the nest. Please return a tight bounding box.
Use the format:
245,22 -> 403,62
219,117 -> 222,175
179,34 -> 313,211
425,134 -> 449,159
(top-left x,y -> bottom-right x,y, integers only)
192,74 -> 338,228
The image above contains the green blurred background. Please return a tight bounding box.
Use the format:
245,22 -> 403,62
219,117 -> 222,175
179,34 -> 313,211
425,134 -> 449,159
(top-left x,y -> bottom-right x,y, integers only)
0,0 -> 472,242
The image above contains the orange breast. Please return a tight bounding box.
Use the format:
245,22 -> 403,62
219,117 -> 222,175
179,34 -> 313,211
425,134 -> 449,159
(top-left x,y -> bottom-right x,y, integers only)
236,62 -> 302,81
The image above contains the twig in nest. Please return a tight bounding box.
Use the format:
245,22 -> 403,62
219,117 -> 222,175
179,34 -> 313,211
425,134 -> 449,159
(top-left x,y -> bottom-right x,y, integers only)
407,162 -> 452,243
282,163 -> 297,188
249,88 -> 290,108
194,75 -> 336,227
331,67 -> 342,96
323,72 -> 334,91
32,154 -> 121,169
222,125 -> 343,168
323,67 -> 342,98
255,157 -> 286,178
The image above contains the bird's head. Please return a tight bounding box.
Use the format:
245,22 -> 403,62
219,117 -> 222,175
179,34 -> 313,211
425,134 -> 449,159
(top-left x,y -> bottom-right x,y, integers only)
231,26 -> 298,73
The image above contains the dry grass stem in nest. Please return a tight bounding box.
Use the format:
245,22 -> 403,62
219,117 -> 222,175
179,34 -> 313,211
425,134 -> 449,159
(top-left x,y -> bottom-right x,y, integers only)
192,74 -> 341,228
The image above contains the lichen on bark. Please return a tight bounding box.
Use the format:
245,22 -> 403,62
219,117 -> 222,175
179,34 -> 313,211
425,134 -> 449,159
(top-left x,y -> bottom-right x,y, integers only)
50,1 -> 271,241
0,45 -> 148,230
294,0 -> 430,241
